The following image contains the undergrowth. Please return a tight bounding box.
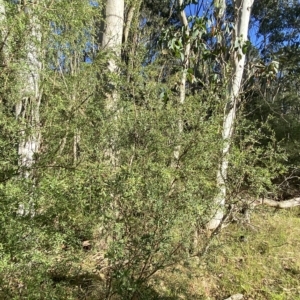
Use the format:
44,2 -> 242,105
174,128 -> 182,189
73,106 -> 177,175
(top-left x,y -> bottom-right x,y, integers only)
1,207 -> 300,299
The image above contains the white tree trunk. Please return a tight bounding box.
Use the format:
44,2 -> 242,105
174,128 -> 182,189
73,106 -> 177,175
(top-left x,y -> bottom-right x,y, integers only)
1,2 -> 41,177
0,0 -> 5,20
100,0 -> 124,166
101,0 -> 124,85
207,0 -> 254,230
101,0 -> 124,107
16,4 -> 42,215
102,0 -> 124,53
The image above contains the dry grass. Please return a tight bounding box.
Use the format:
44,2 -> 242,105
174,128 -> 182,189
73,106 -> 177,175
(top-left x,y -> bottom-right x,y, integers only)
150,207 -> 300,299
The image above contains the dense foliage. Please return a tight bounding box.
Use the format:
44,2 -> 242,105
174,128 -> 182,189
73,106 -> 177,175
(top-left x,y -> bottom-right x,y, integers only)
0,0 -> 299,299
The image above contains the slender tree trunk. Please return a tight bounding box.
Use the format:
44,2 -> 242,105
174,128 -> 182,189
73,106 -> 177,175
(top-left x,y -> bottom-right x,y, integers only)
100,0 -> 124,166
173,0 -> 191,162
0,0 -> 8,64
207,0 -> 254,230
123,1 -> 140,45
16,3 -> 42,215
123,0 -> 142,82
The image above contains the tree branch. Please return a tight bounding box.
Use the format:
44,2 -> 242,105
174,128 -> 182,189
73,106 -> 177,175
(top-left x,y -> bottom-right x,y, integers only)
257,198 -> 300,209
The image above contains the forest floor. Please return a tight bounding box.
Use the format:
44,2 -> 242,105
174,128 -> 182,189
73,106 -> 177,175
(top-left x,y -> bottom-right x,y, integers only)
75,206 -> 300,299
4,206 -> 299,300
152,206 -> 300,300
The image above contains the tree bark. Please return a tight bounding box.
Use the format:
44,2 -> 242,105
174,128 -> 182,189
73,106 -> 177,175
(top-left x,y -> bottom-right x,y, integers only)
0,0 -> 8,63
123,0 -> 141,83
101,0 -> 124,53
16,3 -> 42,215
173,0 -> 191,162
207,0 -> 254,230
100,0 -> 124,166
123,2 -> 139,45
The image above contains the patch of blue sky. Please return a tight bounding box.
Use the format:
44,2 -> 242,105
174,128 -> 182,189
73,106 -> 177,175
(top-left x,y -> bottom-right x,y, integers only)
185,0 -> 211,19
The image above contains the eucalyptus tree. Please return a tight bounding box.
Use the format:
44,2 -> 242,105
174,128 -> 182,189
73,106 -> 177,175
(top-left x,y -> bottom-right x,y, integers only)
16,2 -> 42,182
173,0 -> 191,162
0,0 -> 7,58
207,0 -> 254,230
0,1 -> 43,215
98,0 -> 124,166
3,0 -> 300,298
100,0 -> 124,71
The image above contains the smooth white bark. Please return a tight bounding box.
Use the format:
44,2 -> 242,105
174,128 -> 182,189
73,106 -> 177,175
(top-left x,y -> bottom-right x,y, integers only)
101,0 -> 124,86
100,0 -> 124,166
207,0 -> 254,230
102,0 -> 124,54
100,0 -> 124,106
102,0 -> 124,111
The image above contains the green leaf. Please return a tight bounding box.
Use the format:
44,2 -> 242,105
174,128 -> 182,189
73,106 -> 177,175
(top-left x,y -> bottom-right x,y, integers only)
180,52 -> 185,62
242,41 -> 251,54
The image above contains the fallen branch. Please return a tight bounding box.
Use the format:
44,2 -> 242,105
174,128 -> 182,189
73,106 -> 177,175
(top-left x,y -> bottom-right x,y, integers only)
256,197 -> 300,209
